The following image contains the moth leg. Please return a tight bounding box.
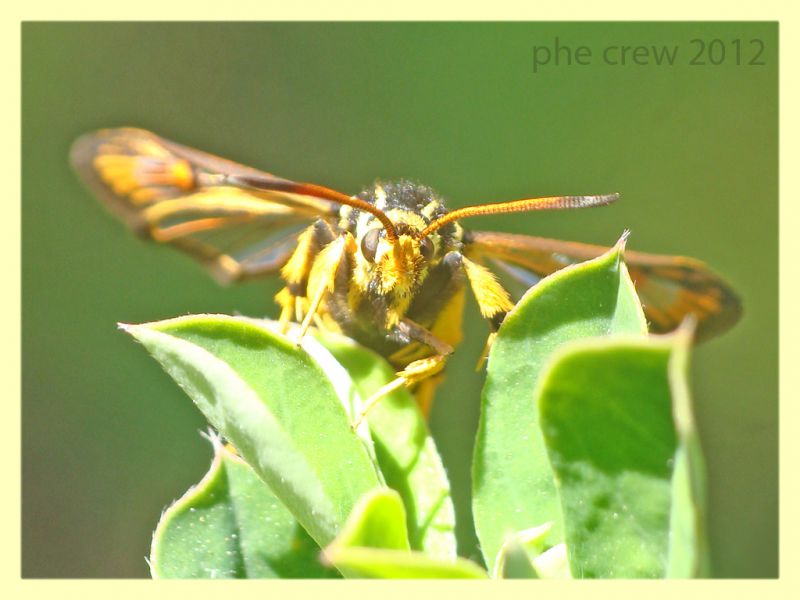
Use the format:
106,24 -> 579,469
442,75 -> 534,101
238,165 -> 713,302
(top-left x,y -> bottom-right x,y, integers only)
296,233 -> 356,343
295,296 -> 309,324
275,287 -> 296,333
475,331 -> 499,372
461,255 -> 515,324
461,255 -> 514,371
297,282 -> 327,340
274,220 -> 339,336
352,318 -> 453,429
274,224 -> 319,334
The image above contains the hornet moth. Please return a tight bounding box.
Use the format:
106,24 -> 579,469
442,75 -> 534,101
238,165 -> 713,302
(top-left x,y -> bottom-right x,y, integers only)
70,128 -> 741,422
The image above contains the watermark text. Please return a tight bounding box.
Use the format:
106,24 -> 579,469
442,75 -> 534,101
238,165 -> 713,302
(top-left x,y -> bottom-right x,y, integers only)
532,37 -> 766,73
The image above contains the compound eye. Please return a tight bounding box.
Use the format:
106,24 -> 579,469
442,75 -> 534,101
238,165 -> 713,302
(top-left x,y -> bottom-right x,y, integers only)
419,237 -> 435,261
361,228 -> 381,262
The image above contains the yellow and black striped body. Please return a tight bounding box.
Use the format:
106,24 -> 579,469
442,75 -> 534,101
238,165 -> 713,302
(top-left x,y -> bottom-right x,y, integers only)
328,181 -> 467,361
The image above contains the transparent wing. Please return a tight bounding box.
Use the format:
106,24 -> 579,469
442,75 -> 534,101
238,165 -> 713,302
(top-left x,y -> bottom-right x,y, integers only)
465,230 -> 742,342
70,127 -> 339,283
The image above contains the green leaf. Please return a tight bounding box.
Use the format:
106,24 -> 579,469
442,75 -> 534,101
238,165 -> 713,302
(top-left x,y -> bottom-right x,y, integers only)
494,535 -> 540,579
493,524 -> 570,579
150,434 -> 338,579
496,544 -> 539,579
531,544 -> 571,579
122,314 -> 382,549
327,487 -> 411,552
472,236 -> 647,570
537,332 -> 704,578
324,489 -> 487,579
317,332 -> 457,559
667,325 -> 711,578
323,548 -> 489,579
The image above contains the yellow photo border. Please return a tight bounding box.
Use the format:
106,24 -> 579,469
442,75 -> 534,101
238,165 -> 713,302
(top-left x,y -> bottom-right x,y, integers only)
6,2 -> 795,597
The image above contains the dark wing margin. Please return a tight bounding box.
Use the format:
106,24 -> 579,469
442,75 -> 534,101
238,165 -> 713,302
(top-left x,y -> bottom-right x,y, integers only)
465,230 -> 742,342
70,127 -> 340,284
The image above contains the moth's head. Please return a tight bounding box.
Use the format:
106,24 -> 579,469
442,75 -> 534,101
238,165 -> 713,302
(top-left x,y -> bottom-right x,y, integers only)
350,182 -> 457,297
357,218 -> 439,296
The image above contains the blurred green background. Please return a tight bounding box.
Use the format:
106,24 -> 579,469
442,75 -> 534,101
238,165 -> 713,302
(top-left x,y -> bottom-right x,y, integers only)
22,22 -> 777,578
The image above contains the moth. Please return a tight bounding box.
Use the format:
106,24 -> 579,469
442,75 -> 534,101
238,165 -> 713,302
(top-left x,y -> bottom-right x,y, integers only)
71,128 -> 741,419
